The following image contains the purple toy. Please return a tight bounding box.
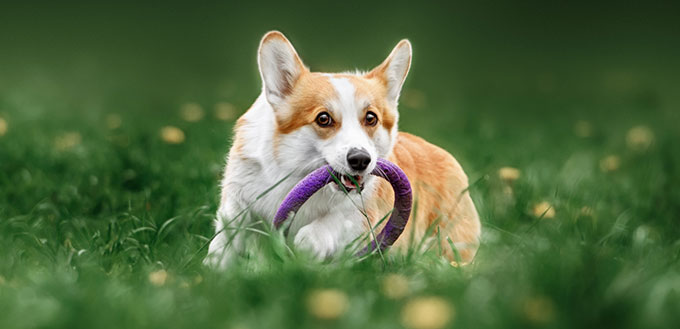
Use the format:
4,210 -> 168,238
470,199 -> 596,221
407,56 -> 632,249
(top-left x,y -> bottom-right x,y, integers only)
274,158 -> 412,256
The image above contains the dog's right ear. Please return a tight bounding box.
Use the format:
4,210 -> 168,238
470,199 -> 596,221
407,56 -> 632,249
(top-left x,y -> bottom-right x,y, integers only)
258,31 -> 308,108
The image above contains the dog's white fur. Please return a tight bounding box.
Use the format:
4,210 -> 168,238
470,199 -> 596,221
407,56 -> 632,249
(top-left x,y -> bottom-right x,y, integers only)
205,31 -> 480,267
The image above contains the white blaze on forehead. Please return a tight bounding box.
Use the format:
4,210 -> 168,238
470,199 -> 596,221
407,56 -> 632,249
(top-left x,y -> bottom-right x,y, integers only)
328,77 -> 359,117
321,76 -> 377,174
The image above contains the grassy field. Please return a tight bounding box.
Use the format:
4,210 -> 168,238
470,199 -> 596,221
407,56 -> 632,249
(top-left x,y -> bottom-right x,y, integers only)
1,2 -> 680,329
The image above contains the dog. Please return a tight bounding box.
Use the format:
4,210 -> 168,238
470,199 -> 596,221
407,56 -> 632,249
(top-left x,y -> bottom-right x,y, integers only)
205,31 -> 481,267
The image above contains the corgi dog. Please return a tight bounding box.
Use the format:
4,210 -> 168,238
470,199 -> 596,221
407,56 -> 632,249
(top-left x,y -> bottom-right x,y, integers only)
205,31 -> 481,267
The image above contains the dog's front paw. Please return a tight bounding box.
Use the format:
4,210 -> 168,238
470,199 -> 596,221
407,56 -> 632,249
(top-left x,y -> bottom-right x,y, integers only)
293,224 -> 336,259
203,230 -> 239,269
203,249 -> 233,269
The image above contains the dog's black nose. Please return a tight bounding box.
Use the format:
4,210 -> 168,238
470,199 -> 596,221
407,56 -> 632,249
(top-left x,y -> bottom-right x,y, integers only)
347,148 -> 371,171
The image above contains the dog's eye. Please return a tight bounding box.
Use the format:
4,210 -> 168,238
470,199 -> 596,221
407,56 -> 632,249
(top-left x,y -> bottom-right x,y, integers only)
315,112 -> 333,127
364,111 -> 378,126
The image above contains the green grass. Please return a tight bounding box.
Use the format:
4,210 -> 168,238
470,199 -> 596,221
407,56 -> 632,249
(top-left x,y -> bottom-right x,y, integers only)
1,2 -> 680,329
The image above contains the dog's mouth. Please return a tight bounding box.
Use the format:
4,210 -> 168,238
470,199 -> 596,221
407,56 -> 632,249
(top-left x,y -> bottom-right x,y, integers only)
331,174 -> 365,192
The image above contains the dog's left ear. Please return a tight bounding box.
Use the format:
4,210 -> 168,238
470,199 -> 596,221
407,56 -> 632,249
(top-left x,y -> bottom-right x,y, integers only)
366,40 -> 412,105
258,31 -> 309,109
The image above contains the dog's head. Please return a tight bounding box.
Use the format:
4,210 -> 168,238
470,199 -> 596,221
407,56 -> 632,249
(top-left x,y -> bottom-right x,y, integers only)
258,31 -> 411,192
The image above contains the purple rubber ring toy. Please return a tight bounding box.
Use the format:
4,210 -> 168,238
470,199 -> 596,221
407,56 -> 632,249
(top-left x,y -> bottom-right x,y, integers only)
273,158 -> 412,257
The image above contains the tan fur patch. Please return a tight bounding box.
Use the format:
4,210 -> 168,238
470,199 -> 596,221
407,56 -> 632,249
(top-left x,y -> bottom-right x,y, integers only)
366,132 -> 481,263
230,115 -> 249,156
274,73 -> 396,140
346,75 -> 396,133
275,73 -> 342,139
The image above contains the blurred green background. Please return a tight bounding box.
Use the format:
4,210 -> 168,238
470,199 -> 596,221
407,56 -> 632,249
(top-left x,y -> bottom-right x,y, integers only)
1,1 -> 679,329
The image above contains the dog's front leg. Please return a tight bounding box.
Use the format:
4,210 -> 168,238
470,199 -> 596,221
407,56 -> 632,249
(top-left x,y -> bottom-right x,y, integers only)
293,211 -> 364,259
204,201 -> 247,268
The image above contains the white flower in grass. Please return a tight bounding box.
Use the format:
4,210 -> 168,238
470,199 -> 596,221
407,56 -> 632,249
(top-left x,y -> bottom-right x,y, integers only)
106,114 -> 122,130
498,167 -> 521,183
382,274 -> 410,299
401,296 -> 454,329
306,289 -> 349,320
180,102 -> 205,122
600,155 -> 621,172
449,260 -> 471,267
214,102 -> 238,121
532,201 -> 555,219
626,125 -> 654,151
0,116 -> 7,136
632,225 -> 658,248
579,206 -> 595,217
160,126 -> 185,144
148,269 -> 168,286
54,132 -> 82,151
